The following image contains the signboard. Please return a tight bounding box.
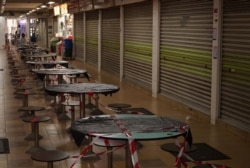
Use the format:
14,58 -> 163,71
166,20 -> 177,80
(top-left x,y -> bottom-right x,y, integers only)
53,6 -> 60,16
79,0 -> 93,11
68,0 -> 79,14
61,3 -> 68,15
115,0 -> 147,6
93,0 -> 114,9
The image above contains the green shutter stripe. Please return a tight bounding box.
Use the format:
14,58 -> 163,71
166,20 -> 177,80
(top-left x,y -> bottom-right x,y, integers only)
101,7 -> 120,75
221,0 -> 250,132
160,0 -> 213,113
125,41 -> 152,56
124,1 -> 152,89
86,10 -> 98,65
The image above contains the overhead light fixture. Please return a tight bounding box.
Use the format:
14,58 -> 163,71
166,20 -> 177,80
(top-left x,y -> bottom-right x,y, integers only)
48,1 -> 55,5
41,4 -> 47,8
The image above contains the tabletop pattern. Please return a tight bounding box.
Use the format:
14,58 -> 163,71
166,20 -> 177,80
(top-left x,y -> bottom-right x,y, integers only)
70,114 -> 192,146
45,83 -> 119,96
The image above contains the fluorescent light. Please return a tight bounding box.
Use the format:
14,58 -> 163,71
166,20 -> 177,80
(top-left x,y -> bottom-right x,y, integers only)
48,1 -> 55,5
41,5 -> 47,8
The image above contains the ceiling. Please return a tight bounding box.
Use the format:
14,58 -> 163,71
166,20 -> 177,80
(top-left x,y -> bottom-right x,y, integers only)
1,0 -> 66,17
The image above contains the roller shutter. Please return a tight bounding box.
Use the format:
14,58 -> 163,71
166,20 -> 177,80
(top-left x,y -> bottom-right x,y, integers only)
86,10 -> 99,66
40,19 -> 47,48
160,0 -> 213,113
74,12 -> 84,60
101,7 -> 120,75
221,0 -> 250,132
124,1 -> 153,89
53,16 -> 58,37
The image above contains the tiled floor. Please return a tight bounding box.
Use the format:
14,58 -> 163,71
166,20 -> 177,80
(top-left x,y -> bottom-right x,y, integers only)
0,45 -> 249,168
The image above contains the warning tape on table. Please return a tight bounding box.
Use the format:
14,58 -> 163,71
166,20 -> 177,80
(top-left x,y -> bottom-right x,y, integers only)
110,114 -> 140,168
173,128 -> 227,168
69,134 -> 125,168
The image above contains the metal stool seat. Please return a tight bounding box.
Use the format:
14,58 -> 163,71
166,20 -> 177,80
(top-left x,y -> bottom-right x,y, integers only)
61,100 -> 80,121
31,150 -> 69,168
18,106 -> 45,141
107,103 -> 132,113
22,116 -> 50,154
94,138 -> 126,168
193,164 -> 230,168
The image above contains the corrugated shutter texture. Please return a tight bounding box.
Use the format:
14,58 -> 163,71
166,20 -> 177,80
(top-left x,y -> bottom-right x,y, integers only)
86,10 -> 99,65
74,12 -> 84,60
124,1 -> 153,89
53,16 -> 58,36
41,19 -> 47,47
160,0 -> 213,113
101,7 -> 120,75
221,0 -> 250,132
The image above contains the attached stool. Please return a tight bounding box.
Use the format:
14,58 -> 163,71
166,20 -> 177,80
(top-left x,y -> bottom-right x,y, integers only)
18,106 -> 45,141
107,103 -> 132,113
89,94 -> 105,115
160,142 -> 197,153
15,90 -> 36,107
67,75 -> 77,84
31,150 -> 69,168
11,76 -> 26,86
22,116 -> 50,154
193,164 -> 230,168
94,138 -> 126,168
61,100 -> 80,122
56,94 -> 73,121
14,85 -> 32,93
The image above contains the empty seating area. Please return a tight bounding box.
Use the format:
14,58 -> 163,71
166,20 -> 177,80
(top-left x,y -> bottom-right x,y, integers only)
0,45 -> 249,168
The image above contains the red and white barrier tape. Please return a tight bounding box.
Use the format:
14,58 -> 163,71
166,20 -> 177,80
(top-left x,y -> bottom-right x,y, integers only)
174,137 -> 226,168
70,134 -> 125,168
110,115 -> 140,168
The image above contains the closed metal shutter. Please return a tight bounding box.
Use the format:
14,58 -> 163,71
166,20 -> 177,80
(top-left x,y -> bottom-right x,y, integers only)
86,10 -> 99,65
221,0 -> 250,132
101,7 -> 120,75
160,0 -> 213,113
40,19 -> 47,48
53,16 -> 58,36
124,1 -> 153,89
74,12 -> 84,60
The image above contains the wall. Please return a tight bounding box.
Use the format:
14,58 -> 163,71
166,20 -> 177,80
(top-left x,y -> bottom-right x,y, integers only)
0,17 -> 6,48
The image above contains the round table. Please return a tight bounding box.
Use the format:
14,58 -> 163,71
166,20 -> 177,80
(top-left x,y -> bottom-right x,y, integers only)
45,83 -> 120,118
26,60 -> 69,69
70,114 -> 192,168
32,68 -> 90,84
24,53 -> 57,61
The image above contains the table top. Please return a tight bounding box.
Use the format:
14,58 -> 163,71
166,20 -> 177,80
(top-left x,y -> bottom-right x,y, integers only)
33,68 -> 90,81
26,60 -> 68,65
45,83 -> 120,96
70,114 -> 191,146
24,53 -> 57,58
31,150 -> 69,162
32,68 -> 87,75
